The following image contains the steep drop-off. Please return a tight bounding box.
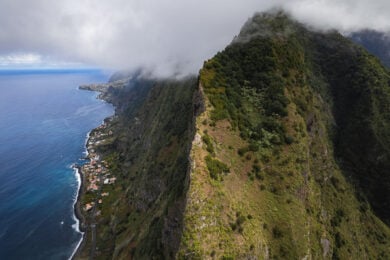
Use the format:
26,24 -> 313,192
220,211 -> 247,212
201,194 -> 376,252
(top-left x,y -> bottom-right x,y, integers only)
76,76 -> 200,259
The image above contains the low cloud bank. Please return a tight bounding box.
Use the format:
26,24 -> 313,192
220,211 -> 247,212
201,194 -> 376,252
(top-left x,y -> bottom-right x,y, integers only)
0,0 -> 389,76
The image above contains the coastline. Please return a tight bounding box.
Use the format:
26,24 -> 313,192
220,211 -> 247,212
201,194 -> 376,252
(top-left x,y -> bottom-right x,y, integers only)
71,86 -> 117,259
70,130 -> 96,259
69,166 -> 86,260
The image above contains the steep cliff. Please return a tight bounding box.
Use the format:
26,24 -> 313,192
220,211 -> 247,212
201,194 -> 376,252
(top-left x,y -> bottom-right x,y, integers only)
76,76 -> 199,259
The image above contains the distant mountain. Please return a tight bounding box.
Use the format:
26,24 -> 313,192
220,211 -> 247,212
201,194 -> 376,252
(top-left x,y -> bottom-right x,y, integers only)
350,30 -> 390,67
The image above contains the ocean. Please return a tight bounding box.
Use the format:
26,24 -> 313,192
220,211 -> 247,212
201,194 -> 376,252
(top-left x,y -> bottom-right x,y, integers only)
0,70 -> 114,259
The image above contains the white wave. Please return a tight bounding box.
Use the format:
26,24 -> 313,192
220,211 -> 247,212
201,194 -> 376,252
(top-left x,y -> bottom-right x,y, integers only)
69,166 -> 84,260
83,131 -> 91,157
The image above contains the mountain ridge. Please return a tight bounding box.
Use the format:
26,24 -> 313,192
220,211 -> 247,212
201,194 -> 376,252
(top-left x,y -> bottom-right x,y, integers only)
350,30 -> 390,67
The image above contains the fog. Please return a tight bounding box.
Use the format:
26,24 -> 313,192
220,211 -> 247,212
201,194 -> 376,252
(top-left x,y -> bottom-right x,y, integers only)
0,0 -> 389,76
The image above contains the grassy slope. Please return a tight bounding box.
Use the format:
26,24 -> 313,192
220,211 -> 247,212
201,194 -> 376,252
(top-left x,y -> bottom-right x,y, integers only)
179,12 -> 390,259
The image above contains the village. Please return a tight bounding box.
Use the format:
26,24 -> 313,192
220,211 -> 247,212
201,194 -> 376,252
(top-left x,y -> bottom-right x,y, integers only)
80,120 -> 116,213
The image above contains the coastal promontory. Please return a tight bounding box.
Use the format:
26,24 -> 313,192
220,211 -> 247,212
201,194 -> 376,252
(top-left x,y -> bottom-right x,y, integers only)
74,11 -> 390,259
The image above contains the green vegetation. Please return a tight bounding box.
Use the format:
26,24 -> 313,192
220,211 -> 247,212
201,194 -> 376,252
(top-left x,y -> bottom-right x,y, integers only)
202,132 -> 215,155
205,155 -> 229,180
229,212 -> 247,233
350,30 -> 390,67
200,36 -> 290,145
313,33 -> 390,223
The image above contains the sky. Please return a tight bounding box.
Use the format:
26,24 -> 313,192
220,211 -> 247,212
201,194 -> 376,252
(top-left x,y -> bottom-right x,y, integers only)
0,0 -> 389,77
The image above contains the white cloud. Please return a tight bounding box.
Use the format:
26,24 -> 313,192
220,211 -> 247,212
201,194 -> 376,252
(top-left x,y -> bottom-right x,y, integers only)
0,0 -> 389,76
0,53 -> 86,69
284,0 -> 390,33
0,53 -> 41,66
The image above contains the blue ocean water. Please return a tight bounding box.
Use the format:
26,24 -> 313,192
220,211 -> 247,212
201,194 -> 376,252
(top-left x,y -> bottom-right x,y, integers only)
0,70 -> 114,259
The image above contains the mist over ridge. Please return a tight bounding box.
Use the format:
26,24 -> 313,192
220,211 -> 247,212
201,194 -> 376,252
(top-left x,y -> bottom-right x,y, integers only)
1,0 -> 390,77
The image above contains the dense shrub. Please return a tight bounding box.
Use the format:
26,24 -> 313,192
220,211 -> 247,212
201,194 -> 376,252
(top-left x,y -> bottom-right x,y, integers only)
202,133 -> 215,155
238,147 -> 249,156
200,35 -> 292,146
205,155 -> 229,180
272,226 -> 283,238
